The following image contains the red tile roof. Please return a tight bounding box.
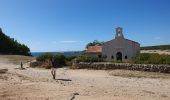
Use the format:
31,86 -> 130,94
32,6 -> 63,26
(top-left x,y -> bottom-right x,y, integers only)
86,45 -> 102,53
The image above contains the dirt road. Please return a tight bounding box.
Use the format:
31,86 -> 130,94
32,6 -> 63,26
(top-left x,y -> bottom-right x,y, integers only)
0,55 -> 170,100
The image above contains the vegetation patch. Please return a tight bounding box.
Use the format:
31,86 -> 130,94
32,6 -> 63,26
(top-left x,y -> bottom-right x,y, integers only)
0,29 -> 31,56
76,55 -> 104,62
36,53 -> 66,68
132,53 -> 170,64
108,69 -> 170,79
36,53 -> 53,62
86,40 -> 104,49
36,53 -> 82,68
141,45 -> 170,50
35,54 -> 106,69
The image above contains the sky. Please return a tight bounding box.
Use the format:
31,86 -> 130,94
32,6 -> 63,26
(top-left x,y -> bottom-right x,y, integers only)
0,0 -> 170,52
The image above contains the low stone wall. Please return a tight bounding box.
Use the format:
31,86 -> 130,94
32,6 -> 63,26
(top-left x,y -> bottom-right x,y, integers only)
72,62 -> 170,73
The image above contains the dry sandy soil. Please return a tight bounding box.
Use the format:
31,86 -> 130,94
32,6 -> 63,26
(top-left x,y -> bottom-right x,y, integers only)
0,55 -> 170,100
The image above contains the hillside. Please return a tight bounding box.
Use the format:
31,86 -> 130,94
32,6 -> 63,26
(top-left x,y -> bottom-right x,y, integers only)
0,28 -> 31,56
141,45 -> 170,50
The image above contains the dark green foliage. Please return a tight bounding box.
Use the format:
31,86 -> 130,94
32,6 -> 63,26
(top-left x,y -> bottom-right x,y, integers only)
76,56 -> 92,62
66,56 -> 77,61
36,53 -> 53,62
53,54 -> 66,66
132,53 -> 150,64
36,53 -> 66,67
76,55 -> 104,62
132,53 -> 170,64
141,45 -> 170,50
86,40 -> 104,49
0,29 -> 31,56
65,56 -> 78,66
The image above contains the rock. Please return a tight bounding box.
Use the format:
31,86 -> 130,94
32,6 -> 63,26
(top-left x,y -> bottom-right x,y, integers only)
72,62 -> 170,73
0,69 -> 8,73
73,92 -> 79,95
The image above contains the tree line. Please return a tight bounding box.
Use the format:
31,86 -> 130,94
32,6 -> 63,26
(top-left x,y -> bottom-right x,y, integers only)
141,45 -> 170,50
0,28 -> 31,56
86,40 -> 104,49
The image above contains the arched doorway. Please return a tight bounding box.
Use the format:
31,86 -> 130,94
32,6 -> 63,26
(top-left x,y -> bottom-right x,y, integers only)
116,52 -> 122,61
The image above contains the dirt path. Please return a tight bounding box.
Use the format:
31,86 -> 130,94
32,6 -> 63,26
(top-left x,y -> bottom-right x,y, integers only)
0,55 -> 170,100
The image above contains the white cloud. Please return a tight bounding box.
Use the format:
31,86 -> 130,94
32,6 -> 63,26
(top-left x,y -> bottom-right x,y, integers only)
154,37 -> 161,40
59,40 -> 77,43
51,41 -> 57,44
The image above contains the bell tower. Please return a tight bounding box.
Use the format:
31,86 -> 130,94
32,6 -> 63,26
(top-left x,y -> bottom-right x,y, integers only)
115,27 -> 124,39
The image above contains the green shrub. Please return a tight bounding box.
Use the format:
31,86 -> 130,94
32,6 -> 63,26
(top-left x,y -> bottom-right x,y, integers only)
161,55 -> 170,64
132,53 -> 170,64
36,53 -> 53,62
149,53 -> 163,64
76,55 -> 104,62
76,56 -> 91,62
36,54 -> 66,68
65,61 -> 72,66
141,45 -> 170,50
86,40 -> 104,49
132,53 -> 150,64
66,56 -> 77,61
90,56 -> 104,62
53,54 -> 66,67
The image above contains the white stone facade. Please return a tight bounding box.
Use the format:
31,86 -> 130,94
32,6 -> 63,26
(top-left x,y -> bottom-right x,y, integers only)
102,27 -> 140,61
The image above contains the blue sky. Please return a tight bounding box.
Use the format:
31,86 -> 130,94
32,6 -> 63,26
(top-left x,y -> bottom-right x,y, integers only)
0,0 -> 170,52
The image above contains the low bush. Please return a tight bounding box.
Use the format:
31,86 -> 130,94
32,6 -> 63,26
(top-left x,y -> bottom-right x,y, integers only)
66,56 -> 77,61
76,55 -> 104,62
36,53 -> 53,62
65,56 -> 77,66
141,45 -> 170,50
132,53 -> 170,64
65,61 -> 72,66
36,53 -> 66,68
53,54 -> 66,67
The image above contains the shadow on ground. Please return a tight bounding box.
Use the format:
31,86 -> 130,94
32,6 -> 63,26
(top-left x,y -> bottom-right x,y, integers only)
55,79 -> 72,81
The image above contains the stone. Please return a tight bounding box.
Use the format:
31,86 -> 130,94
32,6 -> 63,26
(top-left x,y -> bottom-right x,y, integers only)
72,62 -> 170,73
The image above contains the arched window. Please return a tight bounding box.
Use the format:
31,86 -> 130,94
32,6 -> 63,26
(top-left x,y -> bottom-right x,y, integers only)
125,56 -> 127,59
98,55 -> 102,58
116,52 -> 122,61
102,55 -> 107,58
111,55 -> 114,59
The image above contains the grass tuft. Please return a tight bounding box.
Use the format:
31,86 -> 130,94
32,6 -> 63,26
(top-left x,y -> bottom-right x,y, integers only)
108,69 -> 170,79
